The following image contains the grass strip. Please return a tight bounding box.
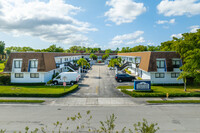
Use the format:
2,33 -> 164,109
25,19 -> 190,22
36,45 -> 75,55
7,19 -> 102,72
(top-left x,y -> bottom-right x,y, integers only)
0,99 -> 45,103
118,85 -> 200,97
0,84 -> 79,97
147,100 -> 200,104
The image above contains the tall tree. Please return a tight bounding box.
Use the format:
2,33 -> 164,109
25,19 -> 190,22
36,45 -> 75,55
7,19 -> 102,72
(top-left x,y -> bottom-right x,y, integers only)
0,41 -> 5,55
77,58 -> 88,73
162,29 -> 200,90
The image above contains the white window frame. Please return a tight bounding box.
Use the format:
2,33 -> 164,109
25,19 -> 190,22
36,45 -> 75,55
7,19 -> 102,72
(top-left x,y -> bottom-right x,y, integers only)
15,73 -> 23,78
30,73 -> 39,78
155,73 -> 165,78
171,73 -> 180,78
30,60 -> 38,68
156,60 -> 165,68
14,60 -> 22,68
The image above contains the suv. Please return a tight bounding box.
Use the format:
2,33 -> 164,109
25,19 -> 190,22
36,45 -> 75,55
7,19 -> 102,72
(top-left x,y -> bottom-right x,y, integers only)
115,74 -> 136,82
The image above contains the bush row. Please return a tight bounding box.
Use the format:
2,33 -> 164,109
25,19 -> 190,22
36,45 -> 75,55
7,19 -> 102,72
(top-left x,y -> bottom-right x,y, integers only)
0,84 -> 79,97
0,75 -> 10,85
121,90 -> 200,97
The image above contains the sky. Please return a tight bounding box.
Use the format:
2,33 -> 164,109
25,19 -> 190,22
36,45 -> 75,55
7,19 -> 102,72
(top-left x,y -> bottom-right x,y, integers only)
0,0 -> 199,50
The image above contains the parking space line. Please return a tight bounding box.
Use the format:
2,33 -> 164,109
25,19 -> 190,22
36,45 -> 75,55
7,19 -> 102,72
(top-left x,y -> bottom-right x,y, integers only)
96,86 -> 98,94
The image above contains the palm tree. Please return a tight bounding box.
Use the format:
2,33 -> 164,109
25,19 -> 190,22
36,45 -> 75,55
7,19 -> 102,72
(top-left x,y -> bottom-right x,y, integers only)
77,58 -> 88,73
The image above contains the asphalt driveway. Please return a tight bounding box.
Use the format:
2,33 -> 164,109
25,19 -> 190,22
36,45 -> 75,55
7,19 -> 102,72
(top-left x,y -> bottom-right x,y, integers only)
70,63 -> 133,98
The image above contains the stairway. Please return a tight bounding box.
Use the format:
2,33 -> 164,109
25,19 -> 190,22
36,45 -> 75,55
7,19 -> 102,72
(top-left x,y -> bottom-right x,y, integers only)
118,62 -> 130,71
65,62 -> 79,71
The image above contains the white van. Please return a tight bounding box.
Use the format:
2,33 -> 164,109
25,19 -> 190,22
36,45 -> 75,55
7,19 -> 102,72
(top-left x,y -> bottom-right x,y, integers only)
53,72 -> 81,85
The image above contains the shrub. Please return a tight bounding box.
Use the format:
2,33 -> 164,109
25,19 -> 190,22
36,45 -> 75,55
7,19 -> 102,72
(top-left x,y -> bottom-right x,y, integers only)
47,80 -> 53,84
0,75 -> 10,85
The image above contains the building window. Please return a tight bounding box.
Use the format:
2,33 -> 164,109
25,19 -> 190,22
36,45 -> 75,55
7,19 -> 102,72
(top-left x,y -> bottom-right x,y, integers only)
171,73 -> 180,78
156,60 -> 165,68
30,73 -> 39,78
172,60 -> 181,68
14,60 -> 22,68
155,73 -> 165,78
30,60 -> 38,68
15,73 -> 23,78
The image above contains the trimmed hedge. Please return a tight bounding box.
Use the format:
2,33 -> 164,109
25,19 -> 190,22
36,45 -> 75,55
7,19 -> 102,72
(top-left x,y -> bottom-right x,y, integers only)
0,75 -> 10,85
10,83 -> 46,86
0,84 -> 79,97
147,100 -> 200,104
121,89 -> 200,97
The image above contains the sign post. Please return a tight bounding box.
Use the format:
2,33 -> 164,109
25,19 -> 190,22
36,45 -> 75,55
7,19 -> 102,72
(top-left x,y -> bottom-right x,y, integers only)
62,76 -> 67,91
134,80 -> 151,91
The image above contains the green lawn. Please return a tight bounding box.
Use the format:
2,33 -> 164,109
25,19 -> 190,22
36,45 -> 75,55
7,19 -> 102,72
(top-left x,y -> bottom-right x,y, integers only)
147,100 -> 200,104
0,99 -> 45,103
0,85 -> 78,97
117,85 -> 200,97
0,63 -> 5,72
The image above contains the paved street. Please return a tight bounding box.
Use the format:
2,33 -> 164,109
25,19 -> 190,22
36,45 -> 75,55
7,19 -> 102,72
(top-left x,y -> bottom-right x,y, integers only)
0,104 -> 199,133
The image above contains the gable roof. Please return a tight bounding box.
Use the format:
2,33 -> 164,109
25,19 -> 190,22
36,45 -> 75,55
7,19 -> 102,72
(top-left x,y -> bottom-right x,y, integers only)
118,51 -> 181,72
4,52 -> 82,72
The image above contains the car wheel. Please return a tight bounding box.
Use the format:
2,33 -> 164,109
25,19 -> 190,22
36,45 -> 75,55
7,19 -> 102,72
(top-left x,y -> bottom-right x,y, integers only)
53,81 -> 58,85
119,79 -> 122,82
70,82 -> 74,85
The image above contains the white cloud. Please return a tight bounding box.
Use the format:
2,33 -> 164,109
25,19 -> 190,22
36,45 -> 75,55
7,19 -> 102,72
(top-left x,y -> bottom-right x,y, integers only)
189,25 -> 199,33
105,0 -> 146,25
157,0 -> 200,16
105,24 -> 112,27
156,18 -> 175,24
171,33 -> 182,38
109,31 -> 145,48
0,0 -> 97,46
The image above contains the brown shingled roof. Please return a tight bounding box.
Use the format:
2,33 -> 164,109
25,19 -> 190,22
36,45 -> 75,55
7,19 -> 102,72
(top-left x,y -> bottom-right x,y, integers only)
118,51 -> 180,72
4,52 -> 82,72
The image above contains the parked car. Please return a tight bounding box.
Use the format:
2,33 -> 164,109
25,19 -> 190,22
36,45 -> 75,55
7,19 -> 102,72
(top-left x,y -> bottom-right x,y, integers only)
53,72 -> 81,85
115,74 -> 136,82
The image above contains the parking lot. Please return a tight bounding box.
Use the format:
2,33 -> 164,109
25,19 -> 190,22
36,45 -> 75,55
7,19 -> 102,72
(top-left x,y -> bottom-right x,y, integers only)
70,63 -> 133,98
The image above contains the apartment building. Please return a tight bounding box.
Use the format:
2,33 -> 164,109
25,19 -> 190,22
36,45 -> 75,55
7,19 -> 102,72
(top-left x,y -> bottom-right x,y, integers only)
118,51 -> 184,84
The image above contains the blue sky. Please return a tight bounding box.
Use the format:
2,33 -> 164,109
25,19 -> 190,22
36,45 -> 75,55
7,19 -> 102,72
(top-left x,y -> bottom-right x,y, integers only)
0,0 -> 199,50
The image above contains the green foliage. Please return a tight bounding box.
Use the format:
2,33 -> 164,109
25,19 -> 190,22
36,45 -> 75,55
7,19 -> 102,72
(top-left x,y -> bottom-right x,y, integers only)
46,80 -> 53,84
1,111 -> 159,133
108,57 -> 122,67
147,100 -> 200,104
119,85 -> 200,97
43,44 -> 64,52
77,58 -> 88,73
118,45 -> 160,53
0,41 -> 5,55
100,114 -> 117,133
0,62 -> 5,72
89,53 -> 97,60
0,74 -> 10,85
105,49 -> 112,54
102,54 -> 109,60
0,99 -> 44,103
133,119 -> 159,133
0,84 -> 79,97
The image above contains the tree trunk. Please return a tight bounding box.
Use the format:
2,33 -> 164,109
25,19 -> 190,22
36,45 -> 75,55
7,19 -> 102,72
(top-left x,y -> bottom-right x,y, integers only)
184,78 -> 187,92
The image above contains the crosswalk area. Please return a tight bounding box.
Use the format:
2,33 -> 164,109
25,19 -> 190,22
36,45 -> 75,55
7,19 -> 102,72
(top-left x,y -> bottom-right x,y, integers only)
50,97 -> 140,106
